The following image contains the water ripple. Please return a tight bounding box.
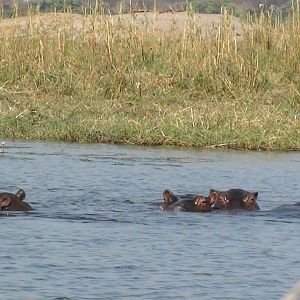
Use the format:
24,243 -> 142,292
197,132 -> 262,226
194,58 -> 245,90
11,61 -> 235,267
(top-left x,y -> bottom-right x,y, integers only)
0,141 -> 299,300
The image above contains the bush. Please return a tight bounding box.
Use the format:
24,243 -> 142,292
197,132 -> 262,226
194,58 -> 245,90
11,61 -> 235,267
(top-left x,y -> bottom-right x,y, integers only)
192,0 -> 243,16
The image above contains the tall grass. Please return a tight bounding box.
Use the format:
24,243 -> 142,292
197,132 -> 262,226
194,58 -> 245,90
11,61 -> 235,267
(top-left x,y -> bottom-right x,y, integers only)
0,5 -> 299,150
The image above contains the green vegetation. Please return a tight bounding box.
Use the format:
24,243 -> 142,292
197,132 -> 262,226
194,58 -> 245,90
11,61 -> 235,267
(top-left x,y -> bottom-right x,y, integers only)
0,7 -> 299,150
192,0 -> 242,16
0,0 -> 93,17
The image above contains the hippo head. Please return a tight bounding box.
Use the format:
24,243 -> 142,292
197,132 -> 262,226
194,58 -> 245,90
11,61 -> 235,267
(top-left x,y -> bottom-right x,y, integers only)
212,191 -> 259,211
15,189 -> 26,201
243,192 -> 259,210
211,193 -> 229,209
194,196 -> 212,212
162,189 -> 178,206
0,196 -> 12,210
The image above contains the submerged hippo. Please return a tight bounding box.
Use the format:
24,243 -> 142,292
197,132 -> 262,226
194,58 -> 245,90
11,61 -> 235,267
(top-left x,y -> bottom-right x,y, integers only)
193,196 -> 212,212
0,189 -> 32,211
161,189 -> 211,212
210,188 -> 260,211
161,189 -> 179,210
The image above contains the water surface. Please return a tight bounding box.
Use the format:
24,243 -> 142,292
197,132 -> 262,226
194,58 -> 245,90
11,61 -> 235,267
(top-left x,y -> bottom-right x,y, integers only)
1,141 -> 299,300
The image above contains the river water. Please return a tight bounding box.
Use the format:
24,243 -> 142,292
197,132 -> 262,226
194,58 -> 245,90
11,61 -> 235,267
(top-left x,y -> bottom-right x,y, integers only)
0,140 -> 299,300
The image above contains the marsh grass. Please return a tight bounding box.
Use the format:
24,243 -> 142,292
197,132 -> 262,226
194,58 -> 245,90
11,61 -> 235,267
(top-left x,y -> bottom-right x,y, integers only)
0,5 -> 299,150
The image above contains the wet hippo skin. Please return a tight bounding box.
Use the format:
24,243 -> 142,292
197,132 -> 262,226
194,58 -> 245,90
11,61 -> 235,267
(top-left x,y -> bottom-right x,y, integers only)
161,189 -> 179,210
161,190 -> 211,212
210,188 -> 260,211
193,196 -> 212,212
0,189 -> 32,211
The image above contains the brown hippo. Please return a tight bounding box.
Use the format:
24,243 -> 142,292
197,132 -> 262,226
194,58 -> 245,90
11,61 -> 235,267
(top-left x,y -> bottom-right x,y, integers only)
193,196 -> 212,212
210,188 -> 259,211
0,189 -> 32,211
161,189 -> 179,210
161,189 -> 211,212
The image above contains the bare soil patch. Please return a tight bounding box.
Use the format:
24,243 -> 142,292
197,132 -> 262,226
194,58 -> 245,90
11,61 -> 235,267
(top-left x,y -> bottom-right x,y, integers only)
0,12 -> 243,36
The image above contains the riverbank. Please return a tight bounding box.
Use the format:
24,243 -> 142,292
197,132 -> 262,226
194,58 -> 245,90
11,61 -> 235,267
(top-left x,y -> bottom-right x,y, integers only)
0,10 -> 299,150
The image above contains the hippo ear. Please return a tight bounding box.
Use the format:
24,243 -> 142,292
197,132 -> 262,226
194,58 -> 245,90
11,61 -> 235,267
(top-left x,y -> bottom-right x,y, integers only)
163,189 -> 171,199
0,196 -> 11,208
250,192 -> 258,200
243,192 -> 258,203
16,189 -> 26,201
210,189 -> 219,195
163,189 -> 173,204
163,189 -> 171,195
209,191 -> 218,204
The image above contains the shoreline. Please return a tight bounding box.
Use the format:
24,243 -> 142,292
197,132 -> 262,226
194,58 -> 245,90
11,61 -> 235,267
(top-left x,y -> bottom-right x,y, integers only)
0,92 -> 298,151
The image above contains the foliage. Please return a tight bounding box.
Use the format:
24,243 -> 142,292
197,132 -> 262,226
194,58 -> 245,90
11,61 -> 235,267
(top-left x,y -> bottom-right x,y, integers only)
192,0 -> 242,16
0,7 -> 299,150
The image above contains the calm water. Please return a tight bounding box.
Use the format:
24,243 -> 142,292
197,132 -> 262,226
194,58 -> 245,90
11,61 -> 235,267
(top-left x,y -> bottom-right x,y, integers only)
0,141 -> 299,300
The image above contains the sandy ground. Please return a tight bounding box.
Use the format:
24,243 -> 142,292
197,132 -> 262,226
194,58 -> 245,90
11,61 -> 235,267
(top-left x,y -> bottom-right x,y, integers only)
0,11 -> 243,36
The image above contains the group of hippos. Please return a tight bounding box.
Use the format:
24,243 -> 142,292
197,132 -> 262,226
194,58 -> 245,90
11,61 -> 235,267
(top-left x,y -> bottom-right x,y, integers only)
1,187 -> 299,213
161,188 -> 260,212
1,187 -> 260,213
161,188 -> 300,213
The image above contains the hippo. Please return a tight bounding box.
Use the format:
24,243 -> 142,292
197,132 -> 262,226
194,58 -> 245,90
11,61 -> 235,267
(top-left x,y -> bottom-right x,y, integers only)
161,189 -> 179,210
161,189 -> 211,212
193,196 -> 212,212
210,188 -> 259,211
0,189 -> 32,211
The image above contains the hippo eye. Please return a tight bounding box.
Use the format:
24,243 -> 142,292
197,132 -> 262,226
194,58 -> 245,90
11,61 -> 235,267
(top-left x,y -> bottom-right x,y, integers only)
196,198 -> 204,204
221,196 -> 229,203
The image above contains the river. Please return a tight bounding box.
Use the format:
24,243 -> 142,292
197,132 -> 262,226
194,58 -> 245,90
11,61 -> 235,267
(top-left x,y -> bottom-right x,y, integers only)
0,140 -> 299,300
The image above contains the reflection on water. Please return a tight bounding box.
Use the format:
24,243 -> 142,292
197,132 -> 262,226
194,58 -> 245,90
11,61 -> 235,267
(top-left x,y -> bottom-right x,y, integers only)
0,140 -> 299,300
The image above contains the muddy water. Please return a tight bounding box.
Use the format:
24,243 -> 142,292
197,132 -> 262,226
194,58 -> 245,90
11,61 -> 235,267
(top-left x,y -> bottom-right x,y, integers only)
0,141 -> 299,300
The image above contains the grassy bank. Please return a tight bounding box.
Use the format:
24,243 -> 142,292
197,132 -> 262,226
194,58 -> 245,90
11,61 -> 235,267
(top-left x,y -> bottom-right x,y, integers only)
0,9 -> 299,150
